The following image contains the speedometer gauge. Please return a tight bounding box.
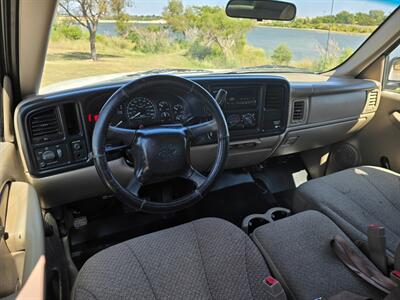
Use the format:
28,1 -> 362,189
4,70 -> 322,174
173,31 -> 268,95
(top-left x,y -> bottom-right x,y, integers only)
126,97 -> 156,124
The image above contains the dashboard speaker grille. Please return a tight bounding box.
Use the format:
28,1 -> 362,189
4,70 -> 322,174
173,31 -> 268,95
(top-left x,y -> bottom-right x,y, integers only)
29,108 -> 62,143
330,143 -> 360,171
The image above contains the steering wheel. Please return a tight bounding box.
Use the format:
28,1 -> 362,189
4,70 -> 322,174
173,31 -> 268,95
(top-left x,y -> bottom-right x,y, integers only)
92,75 -> 229,214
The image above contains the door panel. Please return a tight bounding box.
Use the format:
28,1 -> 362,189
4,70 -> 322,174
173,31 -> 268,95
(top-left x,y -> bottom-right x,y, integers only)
351,90 -> 400,172
0,182 -> 19,297
0,143 -> 45,300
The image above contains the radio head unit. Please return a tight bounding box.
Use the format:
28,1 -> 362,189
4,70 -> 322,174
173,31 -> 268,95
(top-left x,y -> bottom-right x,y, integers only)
210,86 -> 260,109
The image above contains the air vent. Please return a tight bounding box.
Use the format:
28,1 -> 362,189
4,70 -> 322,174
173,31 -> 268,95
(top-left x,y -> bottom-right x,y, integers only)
291,100 -> 306,124
265,85 -> 284,110
365,90 -> 379,112
29,108 -> 62,143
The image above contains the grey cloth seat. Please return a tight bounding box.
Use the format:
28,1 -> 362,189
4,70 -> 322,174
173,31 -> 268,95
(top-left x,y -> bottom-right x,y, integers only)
73,217 -> 274,300
293,166 -> 400,255
252,211 -> 384,300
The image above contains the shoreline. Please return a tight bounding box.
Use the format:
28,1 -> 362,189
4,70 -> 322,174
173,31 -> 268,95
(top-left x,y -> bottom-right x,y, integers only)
255,25 -> 371,36
99,19 -> 166,24
97,20 -> 372,36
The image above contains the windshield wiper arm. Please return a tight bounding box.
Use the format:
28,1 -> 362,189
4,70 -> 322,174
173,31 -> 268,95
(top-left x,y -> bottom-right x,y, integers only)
227,65 -> 312,74
126,68 -> 214,77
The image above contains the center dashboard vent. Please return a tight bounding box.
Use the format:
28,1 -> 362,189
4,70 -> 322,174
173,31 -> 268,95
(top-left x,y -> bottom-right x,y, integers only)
265,85 -> 284,110
28,108 -> 63,144
291,99 -> 307,125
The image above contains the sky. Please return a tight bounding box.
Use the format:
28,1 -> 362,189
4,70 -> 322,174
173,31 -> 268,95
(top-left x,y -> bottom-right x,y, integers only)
127,0 -> 400,17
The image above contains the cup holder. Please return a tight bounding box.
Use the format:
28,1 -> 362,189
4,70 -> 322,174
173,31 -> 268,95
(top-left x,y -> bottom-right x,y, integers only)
242,207 -> 291,234
243,217 -> 269,234
268,207 -> 291,221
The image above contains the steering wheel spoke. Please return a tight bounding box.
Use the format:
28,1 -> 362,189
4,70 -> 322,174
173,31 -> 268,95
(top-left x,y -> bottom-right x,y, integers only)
186,120 -> 217,138
126,177 -> 143,197
185,167 -> 206,188
108,126 -> 137,144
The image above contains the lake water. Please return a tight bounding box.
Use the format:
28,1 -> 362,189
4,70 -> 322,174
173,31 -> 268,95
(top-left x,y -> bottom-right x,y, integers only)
97,22 -> 367,60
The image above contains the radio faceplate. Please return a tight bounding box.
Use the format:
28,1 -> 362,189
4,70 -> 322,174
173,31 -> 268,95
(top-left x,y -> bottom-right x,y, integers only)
207,81 -> 288,138
210,86 -> 259,109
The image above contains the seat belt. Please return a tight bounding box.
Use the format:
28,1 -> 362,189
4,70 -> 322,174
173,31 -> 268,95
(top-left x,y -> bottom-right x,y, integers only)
326,290 -> 372,300
367,224 -> 388,274
394,243 -> 400,272
330,235 -> 398,294
326,287 -> 400,300
390,243 -> 400,286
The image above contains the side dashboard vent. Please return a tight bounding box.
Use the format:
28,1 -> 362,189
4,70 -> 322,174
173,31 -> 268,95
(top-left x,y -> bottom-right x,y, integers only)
265,85 -> 284,110
28,108 -> 63,143
365,90 -> 379,112
291,99 -> 306,125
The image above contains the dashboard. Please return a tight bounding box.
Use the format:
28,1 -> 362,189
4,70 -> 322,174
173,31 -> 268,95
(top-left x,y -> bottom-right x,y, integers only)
15,73 -> 380,207
17,76 -> 290,177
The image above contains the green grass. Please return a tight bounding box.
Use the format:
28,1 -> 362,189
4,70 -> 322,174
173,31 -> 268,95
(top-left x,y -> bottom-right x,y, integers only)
41,37 -> 270,88
41,38 -> 206,88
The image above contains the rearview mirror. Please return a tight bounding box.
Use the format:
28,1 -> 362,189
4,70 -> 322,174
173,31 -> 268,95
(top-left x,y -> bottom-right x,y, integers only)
226,0 -> 296,21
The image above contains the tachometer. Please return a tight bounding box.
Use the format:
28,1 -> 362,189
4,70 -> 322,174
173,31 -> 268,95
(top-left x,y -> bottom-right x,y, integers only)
126,97 -> 156,124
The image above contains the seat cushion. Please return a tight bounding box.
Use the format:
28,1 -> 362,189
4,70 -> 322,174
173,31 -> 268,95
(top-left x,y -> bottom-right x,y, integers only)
252,211 -> 384,300
293,166 -> 400,255
73,218 -> 273,300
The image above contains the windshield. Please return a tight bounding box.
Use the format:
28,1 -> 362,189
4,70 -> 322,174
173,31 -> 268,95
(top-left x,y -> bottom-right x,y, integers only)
41,0 -> 400,93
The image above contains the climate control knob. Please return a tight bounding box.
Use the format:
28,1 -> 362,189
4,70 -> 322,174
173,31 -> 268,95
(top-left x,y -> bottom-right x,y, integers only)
42,150 -> 56,162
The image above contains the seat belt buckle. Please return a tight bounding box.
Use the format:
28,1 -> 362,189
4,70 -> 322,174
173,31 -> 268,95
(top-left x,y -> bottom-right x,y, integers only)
390,270 -> 400,286
263,276 -> 287,300
367,224 -> 388,274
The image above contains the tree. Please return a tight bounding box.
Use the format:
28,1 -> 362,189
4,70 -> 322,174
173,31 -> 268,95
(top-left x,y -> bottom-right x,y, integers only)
369,10 -> 385,25
271,44 -> 292,65
194,7 -> 253,57
59,0 -> 129,60
163,0 -> 195,37
335,11 -> 354,24
354,12 -> 375,26
112,0 -> 132,37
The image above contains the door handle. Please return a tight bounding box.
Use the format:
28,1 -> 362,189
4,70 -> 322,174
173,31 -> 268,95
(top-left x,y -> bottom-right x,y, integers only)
389,111 -> 400,129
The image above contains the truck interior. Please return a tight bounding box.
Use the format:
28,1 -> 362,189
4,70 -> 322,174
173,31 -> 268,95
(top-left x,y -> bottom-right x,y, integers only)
1,0 -> 400,299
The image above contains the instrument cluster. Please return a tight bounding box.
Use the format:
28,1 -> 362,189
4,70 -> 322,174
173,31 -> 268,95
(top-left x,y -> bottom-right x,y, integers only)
124,96 -> 186,128
85,95 -> 189,131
